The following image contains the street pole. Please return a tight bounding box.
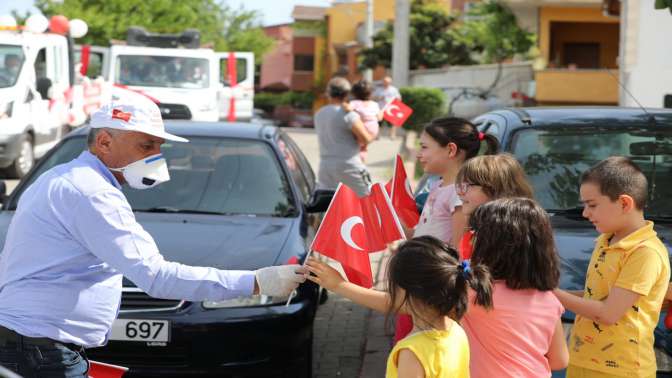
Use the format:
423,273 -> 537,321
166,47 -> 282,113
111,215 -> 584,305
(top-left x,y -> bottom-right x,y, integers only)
392,0 -> 410,87
363,0 -> 374,82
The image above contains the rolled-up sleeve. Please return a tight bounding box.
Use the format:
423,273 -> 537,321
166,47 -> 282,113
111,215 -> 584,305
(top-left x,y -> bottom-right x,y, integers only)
69,189 -> 255,300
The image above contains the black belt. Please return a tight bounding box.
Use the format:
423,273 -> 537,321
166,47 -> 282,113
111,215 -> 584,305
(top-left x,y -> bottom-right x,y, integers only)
0,325 -> 83,352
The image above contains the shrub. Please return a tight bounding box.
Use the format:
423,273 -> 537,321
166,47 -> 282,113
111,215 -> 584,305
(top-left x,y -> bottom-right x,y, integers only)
399,87 -> 446,132
254,91 -> 315,114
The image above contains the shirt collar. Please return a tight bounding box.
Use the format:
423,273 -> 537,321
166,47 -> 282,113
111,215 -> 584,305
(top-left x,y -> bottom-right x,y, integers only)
598,221 -> 657,252
78,150 -> 122,190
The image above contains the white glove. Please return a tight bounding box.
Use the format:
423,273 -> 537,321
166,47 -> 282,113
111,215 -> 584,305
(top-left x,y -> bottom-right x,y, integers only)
255,264 -> 308,297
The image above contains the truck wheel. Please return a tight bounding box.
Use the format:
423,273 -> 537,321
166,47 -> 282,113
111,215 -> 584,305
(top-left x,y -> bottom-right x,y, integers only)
7,134 -> 34,179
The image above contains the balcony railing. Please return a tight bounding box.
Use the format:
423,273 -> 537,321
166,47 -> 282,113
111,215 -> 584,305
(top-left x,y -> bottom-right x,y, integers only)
535,69 -> 619,104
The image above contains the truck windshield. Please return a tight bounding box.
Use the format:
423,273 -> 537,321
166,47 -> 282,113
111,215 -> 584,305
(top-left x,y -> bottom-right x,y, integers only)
115,55 -> 209,89
511,126 -> 672,217
0,45 -> 24,88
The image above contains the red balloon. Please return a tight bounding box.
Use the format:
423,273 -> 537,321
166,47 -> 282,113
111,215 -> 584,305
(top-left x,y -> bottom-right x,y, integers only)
49,15 -> 69,35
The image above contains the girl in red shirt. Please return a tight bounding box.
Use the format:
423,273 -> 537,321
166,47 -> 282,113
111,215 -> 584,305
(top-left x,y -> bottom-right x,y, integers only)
454,154 -> 533,259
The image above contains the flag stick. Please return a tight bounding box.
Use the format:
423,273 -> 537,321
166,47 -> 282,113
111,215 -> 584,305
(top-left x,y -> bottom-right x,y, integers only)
285,249 -> 314,307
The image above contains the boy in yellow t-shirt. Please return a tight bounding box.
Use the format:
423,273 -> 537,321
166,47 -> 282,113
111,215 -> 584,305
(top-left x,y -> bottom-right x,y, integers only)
554,156 -> 670,378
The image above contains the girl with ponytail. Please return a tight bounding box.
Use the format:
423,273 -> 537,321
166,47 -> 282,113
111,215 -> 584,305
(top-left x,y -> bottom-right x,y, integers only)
311,236 -> 492,377
399,117 -> 499,343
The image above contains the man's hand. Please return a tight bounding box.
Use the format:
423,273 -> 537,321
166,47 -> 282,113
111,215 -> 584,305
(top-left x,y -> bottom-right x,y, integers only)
255,265 -> 307,297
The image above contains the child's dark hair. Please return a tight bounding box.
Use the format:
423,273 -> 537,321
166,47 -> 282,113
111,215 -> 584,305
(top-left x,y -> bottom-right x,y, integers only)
351,80 -> 373,101
580,156 -> 648,210
423,117 -> 499,159
386,236 -> 493,326
469,198 -> 560,291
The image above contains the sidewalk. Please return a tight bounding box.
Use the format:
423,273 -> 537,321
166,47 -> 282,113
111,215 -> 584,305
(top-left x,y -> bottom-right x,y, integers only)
311,251 -> 394,378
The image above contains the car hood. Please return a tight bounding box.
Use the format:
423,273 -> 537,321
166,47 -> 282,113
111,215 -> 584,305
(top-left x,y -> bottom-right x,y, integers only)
0,211 -> 295,271
552,215 -> 672,291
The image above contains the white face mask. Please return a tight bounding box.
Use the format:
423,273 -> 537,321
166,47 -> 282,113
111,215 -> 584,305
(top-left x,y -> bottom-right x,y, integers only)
110,154 -> 170,189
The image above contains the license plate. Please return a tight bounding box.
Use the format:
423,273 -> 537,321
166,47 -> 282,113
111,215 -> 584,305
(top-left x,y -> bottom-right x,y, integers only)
110,319 -> 170,342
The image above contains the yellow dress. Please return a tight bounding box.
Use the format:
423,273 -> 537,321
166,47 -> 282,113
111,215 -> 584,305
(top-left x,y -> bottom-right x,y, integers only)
386,320 -> 470,378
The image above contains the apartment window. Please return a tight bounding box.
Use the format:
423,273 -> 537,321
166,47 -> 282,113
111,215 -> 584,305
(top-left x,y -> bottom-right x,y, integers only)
563,43 -> 600,69
294,55 -> 314,72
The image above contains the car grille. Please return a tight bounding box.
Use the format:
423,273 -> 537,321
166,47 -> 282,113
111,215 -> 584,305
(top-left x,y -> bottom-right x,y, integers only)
120,287 -> 185,312
157,103 -> 191,120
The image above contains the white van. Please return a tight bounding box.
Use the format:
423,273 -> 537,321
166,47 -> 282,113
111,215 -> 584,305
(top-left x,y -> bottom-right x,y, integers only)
81,28 -> 254,121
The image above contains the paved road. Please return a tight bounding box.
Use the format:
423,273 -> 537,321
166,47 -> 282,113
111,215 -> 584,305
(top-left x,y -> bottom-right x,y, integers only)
285,126 -> 403,377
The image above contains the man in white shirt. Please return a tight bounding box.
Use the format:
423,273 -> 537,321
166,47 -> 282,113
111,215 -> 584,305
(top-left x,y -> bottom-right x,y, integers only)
373,76 -> 402,139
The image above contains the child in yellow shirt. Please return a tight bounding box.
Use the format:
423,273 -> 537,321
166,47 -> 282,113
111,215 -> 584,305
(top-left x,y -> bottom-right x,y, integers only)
309,236 -> 493,377
554,156 -> 670,377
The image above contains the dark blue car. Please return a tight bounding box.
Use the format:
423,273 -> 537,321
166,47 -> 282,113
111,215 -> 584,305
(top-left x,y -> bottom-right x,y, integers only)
416,107 -> 672,376
0,121 -> 334,377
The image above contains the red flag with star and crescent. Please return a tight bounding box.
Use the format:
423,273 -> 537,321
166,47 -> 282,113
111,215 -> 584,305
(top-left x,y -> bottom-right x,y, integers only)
382,98 -> 413,127
311,184 -> 373,287
311,183 -> 405,288
387,155 -> 420,228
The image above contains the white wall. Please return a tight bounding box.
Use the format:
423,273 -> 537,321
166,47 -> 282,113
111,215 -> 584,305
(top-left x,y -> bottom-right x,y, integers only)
621,0 -> 672,108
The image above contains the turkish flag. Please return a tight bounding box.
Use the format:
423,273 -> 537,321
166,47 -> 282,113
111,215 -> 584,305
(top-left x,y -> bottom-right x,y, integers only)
88,361 -> 128,378
382,98 -> 413,127
369,183 -> 405,245
390,155 -> 420,228
311,184 -> 373,288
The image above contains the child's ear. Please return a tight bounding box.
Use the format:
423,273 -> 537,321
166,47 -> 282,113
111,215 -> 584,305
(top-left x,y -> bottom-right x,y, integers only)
618,194 -> 637,213
446,142 -> 458,157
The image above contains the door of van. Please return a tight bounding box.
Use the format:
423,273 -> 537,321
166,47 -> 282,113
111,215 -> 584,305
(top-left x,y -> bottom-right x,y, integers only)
74,45 -> 110,79
31,39 -> 70,157
215,52 -> 254,121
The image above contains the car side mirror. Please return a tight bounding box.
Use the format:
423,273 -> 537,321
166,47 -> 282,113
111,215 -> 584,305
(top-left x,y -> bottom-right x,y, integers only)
305,189 -> 334,213
36,77 -> 53,100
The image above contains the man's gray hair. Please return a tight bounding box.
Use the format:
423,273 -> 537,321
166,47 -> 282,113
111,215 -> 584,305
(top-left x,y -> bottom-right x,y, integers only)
327,77 -> 351,99
87,127 -> 121,147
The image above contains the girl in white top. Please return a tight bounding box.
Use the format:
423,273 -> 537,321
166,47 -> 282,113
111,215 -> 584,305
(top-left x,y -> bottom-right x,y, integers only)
397,117 -> 499,342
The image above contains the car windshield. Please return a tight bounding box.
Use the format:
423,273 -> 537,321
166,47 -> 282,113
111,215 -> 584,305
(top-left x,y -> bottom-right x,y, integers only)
0,44 -> 24,88
115,55 -> 210,89
511,126 -> 672,217
9,136 -> 296,217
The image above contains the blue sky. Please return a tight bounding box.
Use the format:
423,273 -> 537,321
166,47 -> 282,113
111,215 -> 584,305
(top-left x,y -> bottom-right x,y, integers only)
0,0 -> 334,26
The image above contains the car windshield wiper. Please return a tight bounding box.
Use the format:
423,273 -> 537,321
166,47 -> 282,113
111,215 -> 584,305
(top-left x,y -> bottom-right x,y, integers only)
135,207 -> 231,216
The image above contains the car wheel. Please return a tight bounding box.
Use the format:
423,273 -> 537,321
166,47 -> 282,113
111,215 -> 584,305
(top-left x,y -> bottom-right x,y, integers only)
6,134 -> 34,178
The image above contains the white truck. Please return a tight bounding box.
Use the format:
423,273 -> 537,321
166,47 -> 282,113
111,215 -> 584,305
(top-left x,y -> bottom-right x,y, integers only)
82,28 -> 255,122
0,14 -> 108,177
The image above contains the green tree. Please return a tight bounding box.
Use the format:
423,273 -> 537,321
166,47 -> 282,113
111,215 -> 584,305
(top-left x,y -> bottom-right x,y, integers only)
452,0 -> 535,64
359,1 -> 474,70
32,0 -> 274,58
655,0 -> 672,14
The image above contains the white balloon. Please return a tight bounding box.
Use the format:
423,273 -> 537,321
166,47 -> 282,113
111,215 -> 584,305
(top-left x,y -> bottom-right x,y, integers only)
0,15 -> 17,28
69,19 -> 88,38
25,14 -> 49,33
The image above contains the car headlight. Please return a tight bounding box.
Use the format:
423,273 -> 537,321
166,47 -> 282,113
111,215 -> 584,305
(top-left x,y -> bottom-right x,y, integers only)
202,294 -> 291,309
0,102 -> 13,119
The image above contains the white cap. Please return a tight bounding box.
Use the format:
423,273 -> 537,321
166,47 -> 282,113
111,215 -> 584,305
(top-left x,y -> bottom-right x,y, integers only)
90,99 -> 189,143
